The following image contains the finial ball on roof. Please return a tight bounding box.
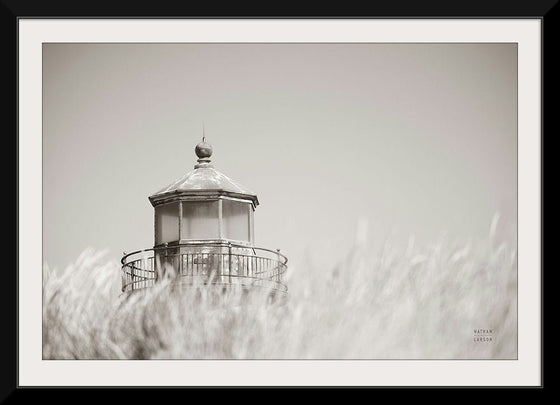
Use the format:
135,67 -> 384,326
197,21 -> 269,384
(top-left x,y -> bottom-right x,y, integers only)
195,141 -> 213,159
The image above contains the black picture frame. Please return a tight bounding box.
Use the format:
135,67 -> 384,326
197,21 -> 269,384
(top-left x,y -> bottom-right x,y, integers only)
5,0 -> 554,395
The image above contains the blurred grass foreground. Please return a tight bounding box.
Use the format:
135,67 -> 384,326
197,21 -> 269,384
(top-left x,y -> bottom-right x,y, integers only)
43,215 -> 517,359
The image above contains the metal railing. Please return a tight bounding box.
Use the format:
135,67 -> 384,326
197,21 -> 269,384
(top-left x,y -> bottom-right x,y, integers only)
121,242 -> 288,294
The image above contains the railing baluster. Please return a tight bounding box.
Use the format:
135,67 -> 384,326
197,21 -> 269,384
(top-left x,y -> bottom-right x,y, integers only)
179,253 -> 182,276
131,261 -> 135,291
228,243 -> 232,275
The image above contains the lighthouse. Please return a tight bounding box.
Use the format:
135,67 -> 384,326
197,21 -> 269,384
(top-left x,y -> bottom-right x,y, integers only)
121,137 -> 288,297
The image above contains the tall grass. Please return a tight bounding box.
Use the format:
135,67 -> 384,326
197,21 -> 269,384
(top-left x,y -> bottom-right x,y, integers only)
43,216 -> 516,359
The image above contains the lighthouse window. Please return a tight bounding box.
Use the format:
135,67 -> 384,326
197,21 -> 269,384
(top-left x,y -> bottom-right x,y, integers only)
181,201 -> 219,240
155,202 -> 179,244
222,200 -> 250,242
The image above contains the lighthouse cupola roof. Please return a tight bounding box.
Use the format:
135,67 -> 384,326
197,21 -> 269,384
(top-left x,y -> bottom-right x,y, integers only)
148,137 -> 259,208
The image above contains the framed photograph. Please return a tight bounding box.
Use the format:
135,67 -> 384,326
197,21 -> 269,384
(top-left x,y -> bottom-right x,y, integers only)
10,4 -> 550,391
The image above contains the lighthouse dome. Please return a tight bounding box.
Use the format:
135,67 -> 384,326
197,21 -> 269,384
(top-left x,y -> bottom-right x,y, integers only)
148,139 -> 259,207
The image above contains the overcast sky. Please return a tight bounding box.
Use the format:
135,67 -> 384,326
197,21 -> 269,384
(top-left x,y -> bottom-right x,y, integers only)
43,43 -> 517,272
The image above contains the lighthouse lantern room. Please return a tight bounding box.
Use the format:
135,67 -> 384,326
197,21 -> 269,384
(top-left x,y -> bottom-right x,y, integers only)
149,138 -> 256,247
